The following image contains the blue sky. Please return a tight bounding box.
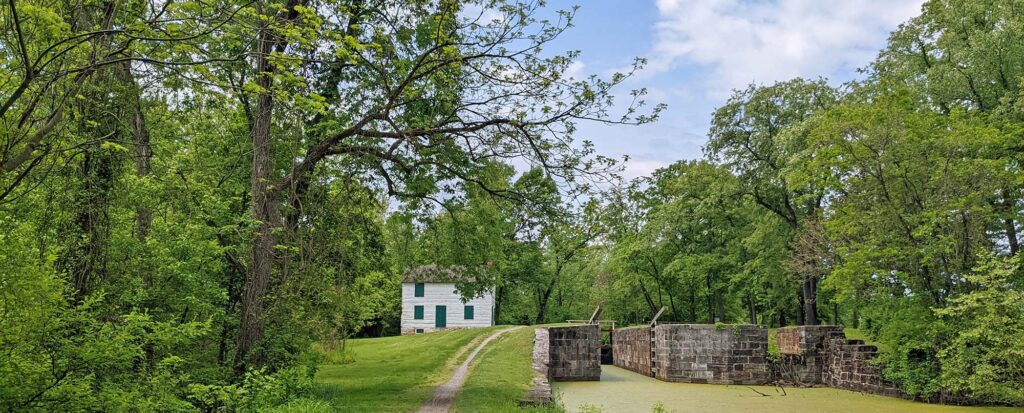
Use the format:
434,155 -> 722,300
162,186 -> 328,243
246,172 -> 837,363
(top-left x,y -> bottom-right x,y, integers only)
540,0 -> 924,179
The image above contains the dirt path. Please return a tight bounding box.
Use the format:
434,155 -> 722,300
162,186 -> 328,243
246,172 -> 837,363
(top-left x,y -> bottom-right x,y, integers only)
418,327 -> 522,413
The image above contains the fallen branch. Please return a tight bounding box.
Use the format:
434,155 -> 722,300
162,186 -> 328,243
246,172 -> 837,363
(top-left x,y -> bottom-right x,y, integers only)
748,387 -> 770,397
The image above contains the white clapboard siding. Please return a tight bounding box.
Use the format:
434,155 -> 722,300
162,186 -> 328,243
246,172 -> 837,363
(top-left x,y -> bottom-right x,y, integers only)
400,282 -> 494,333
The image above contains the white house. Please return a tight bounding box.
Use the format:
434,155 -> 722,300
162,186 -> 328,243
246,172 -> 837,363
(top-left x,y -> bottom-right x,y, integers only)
400,265 -> 495,335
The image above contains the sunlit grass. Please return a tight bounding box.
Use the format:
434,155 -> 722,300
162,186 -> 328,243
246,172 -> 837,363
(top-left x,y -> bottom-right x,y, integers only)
304,327 -> 500,412
452,326 -> 565,412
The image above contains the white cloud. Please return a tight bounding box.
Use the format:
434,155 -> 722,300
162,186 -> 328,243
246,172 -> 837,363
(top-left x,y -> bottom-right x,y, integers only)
622,158 -> 670,180
459,4 -> 505,26
650,0 -> 923,98
565,60 -> 586,80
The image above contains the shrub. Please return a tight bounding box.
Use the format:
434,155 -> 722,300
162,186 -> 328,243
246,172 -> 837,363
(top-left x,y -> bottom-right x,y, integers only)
935,254 -> 1024,406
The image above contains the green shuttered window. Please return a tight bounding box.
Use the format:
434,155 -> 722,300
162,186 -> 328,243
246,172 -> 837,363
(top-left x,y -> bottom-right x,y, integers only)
414,283 -> 424,297
464,305 -> 474,320
414,305 -> 424,319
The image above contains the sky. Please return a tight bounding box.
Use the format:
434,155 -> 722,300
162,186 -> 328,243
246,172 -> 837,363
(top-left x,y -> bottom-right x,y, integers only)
540,0 -> 925,179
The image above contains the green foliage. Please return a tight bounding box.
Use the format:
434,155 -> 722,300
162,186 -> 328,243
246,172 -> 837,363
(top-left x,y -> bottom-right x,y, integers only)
0,211 -> 210,412
187,367 -> 321,412
2,0 -> 1024,409
935,254 -> 1024,405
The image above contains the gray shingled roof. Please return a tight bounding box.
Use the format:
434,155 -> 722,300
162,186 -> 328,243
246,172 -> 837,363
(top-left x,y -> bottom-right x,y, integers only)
402,264 -> 478,283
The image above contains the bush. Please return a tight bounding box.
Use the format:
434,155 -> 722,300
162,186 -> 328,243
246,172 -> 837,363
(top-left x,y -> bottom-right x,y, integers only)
935,254 -> 1024,406
188,366 -> 319,412
874,300 -> 945,398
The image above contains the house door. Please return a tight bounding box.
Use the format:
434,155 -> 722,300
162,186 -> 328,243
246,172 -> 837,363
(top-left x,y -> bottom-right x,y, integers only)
435,305 -> 447,328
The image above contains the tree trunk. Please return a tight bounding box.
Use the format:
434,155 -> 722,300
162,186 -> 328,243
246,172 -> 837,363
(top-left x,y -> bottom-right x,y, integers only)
117,62 -> 152,242
535,278 -> 557,324
747,294 -> 757,325
705,272 -> 715,323
237,23 -> 277,372
714,293 -> 724,323
122,63 -> 154,370
1002,189 -> 1019,255
67,149 -> 116,301
493,285 -> 504,324
60,0 -> 119,303
802,277 -> 818,325
795,290 -> 804,326
638,280 -> 658,316
1006,218 -> 1020,256
688,287 -> 696,322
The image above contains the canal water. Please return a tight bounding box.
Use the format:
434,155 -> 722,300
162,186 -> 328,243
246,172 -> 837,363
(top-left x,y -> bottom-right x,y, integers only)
553,365 -> 1021,413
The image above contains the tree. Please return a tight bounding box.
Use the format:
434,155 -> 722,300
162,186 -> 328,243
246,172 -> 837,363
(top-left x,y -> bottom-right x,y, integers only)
216,0 -> 661,368
705,78 -> 838,325
876,0 -> 1023,255
534,199 -> 602,324
0,0 -> 237,202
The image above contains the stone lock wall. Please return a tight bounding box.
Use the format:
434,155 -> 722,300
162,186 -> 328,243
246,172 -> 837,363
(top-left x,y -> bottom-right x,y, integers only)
652,324 -> 769,385
776,325 -> 842,356
606,323 -> 911,401
773,326 -> 906,399
774,326 -> 843,385
612,326 -> 652,376
823,335 -> 906,398
524,325 -> 601,405
523,328 -> 553,405
546,324 -> 602,381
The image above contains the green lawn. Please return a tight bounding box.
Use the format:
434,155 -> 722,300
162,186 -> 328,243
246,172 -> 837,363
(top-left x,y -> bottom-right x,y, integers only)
452,326 -> 562,413
298,327 -> 500,412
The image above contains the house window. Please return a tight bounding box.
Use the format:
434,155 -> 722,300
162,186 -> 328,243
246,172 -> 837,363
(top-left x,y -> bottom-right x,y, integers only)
414,283 -> 425,297
464,305 -> 474,320
415,328 -> 424,334
414,305 -> 424,319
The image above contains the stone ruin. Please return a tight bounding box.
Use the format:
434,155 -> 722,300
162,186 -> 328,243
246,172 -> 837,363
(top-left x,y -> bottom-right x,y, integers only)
653,324 -> 769,384
773,325 -> 842,384
612,323 -> 908,398
613,324 -> 769,385
611,326 -> 651,376
524,324 -> 601,405
526,322 -> 911,406
547,324 -> 602,381
775,326 -> 907,398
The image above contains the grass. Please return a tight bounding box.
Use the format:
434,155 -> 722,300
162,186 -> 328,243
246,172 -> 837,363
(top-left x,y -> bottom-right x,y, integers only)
451,326 -> 558,412
767,328 -> 781,357
452,325 -> 578,413
843,327 -> 890,353
301,327 -> 501,412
